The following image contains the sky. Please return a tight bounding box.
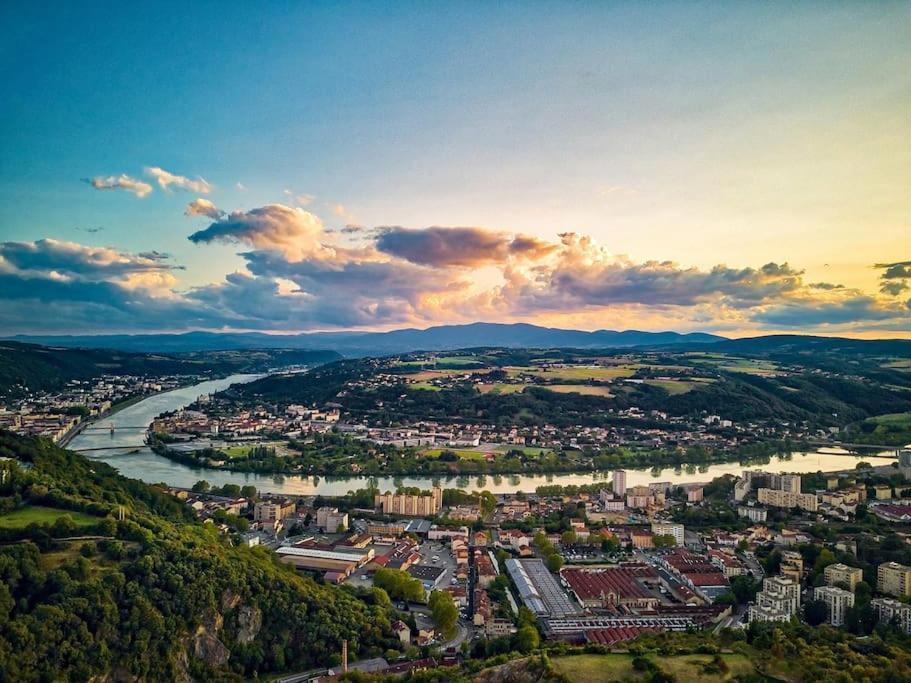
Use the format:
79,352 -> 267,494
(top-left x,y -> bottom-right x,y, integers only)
0,2 -> 909,337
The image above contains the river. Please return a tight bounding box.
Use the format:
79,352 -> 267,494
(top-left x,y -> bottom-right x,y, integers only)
69,373 -> 898,497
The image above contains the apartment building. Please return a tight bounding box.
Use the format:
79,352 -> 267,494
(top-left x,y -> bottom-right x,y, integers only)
749,576 -> 800,623
872,598 -> 911,634
877,562 -> 911,597
780,550 -> 804,583
757,487 -> 818,512
824,563 -> 863,591
316,506 -> 349,533
612,470 -> 627,497
253,499 -> 296,523
813,586 -> 854,626
375,487 -> 443,516
651,522 -> 684,547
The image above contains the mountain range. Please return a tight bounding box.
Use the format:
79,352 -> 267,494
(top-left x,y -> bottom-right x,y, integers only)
7,323 -> 724,356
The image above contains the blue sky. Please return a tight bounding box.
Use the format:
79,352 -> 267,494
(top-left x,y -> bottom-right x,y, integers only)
0,2 -> 909,335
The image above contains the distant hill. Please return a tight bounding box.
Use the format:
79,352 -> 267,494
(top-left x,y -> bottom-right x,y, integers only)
666,334 -> 911,356
7,322 -> 725,356
0,341 -> 341,397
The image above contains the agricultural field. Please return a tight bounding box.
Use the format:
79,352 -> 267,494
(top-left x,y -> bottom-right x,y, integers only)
642,378 -> 712,395
537,384 -> 613,397
0,505 -> 99,529
507,365 -> 638,381
884,358 -> 911,372
421,448 -> 488,461
410,382 -> 442,391
550,653 -> 755,683
395,355 -> 489,368
687,353 -> 781,376
477,382 -> 527,394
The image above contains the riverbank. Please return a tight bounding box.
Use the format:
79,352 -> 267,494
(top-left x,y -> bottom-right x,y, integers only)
58,391 -> 152,447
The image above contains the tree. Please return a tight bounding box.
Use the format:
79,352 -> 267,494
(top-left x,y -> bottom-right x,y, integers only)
545,553 -> 564,572
561,530 -> 577,546
191,480 -> 210,493
804,599 -> 829,626
428,590 -> 458,639
516,624 -> 539,652
653,534 -> 676,549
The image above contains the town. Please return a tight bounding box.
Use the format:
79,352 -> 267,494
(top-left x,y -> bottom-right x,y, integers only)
170,449 -> 911,677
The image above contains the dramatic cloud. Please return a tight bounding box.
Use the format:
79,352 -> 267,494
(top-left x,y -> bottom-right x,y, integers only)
185,198 -> 224,219
4,215 -> 910,335
375,226 -> 557,267
145,166 -> 212,193
84,174 -> 153,198
876,260 -> 911,296
187,204 -> 343,261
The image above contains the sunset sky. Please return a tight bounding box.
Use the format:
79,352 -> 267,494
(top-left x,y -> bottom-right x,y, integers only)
1,2 -> 909,337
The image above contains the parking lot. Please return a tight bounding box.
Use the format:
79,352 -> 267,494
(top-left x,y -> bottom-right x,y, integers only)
344,537 -> 461,592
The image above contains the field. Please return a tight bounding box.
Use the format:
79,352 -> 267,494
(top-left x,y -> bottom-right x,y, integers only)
477,383 -> 527,394
411,382 -> 442,391
642,378 -> 711,395
396,356 -> 487,368
507,365 -> 637,381
402,369 -> 493,381
538,384 -> 613,397
884,359 -> 911,372
495,445 -> 553,456
866,412 -> 911,427
550,653 -> 755,683
220,441 -> 290,458
688,353 -> 780,376
0,505 -> 99,529
422,448 -> 488,461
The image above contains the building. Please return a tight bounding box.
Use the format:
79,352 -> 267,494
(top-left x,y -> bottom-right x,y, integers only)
276,546 -> 374,576
824,563 -> 863,591
561,566 -> 661,610
771,474 -> 802,494
651,522 -> 684,547
737,505 -> 768,523
872,598 -> 911,634
687,487 -> 704,503
375,487 -> 442,516
872,485 -> 894,500
813,586 -> 854,626
316,506 -> 349,533
877,562 -> 911,597
709,550 -> 744,578
612,470 -> 627,497
757,487 -> 818,512
749,576 -> 800,623
367,522 -> 406,538
254,499 -> 296,523
780,550 -> 804,583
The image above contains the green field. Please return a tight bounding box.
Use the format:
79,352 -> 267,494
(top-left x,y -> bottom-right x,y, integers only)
397,356 -> 486,368
643,378 -> 709,395
866,412 -> 911,426
538,384 -> 613,397
495,445 -> 553,456
551,653 -> 755,683
220,441 -> 288,458
0,505 -> 99,529
688,354 -> 780,376
422,448 -> 487,460
478,382 -> 527,394
508,365 -> 637,381
411,382 -> 442,391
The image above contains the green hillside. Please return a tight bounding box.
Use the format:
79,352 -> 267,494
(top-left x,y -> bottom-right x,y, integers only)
0,341 -> 341,397
0,432 -> 396,680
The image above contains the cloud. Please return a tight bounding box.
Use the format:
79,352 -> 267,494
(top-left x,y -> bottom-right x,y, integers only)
145,166 -> 212,193
187,204 -> 345,261
876,260 -> 911,295
329,202 -> 355,222
236,182 -> 247,191
84,174 -> 153,198
283,189 -> 315,206
375,226 -> 558,267
185,198 -> 224,219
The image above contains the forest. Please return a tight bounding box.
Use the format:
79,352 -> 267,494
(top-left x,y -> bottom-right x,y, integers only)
0,431 -> 398,680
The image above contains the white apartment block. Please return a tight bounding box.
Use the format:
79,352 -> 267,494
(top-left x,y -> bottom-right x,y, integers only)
872,598 -> 911,634
824,563 -> 863,591
813,585 -> 854,627
750,576 -> 800,623
650,522 -> 684,546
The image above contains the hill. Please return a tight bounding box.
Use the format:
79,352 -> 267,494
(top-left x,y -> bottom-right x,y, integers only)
7,323 -> 725,355
0,341 -> 341,397
0,431 -> 397,680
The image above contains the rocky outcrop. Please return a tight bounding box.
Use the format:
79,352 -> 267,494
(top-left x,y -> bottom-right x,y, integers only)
237,605 -> 263,644
220,588 -> 242,612
192,627 -> 230,668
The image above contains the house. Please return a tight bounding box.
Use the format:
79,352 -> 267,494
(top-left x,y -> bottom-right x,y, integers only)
391,619 -> 411,645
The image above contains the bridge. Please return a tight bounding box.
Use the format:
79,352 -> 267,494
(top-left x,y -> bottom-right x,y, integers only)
79,425 -> 148,431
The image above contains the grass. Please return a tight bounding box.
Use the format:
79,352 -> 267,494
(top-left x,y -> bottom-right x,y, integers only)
411,382 -> 442,391
550,653 -> 755,683
883,359 -> 911,372
643,379 -> 706,395
397,356 -> 486,368
478,383 -> 527,394
537,384 -> 613,397
866,412 -> 911,426
422,448 -> 488,460
507,365 -> 637,381
0,505 -> 99,529
495,446 -> 553,456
